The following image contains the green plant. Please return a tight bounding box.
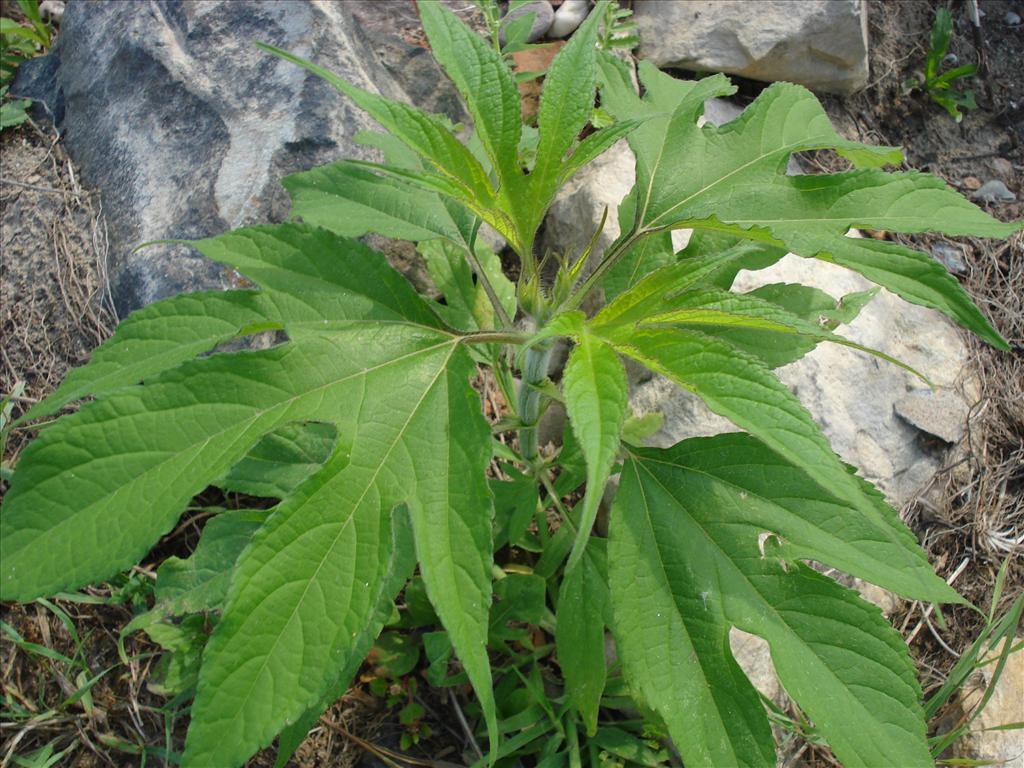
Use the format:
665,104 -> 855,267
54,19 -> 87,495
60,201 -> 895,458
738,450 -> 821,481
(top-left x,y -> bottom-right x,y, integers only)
0,0 -> 52,130
906,6 -> 978,122
2,2 -> 1021,766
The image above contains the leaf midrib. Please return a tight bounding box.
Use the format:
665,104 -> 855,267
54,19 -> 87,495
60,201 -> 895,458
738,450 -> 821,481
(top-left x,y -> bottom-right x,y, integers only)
207,342 -> 457,740
635,460 -> 923,753
14,336 -> 457,553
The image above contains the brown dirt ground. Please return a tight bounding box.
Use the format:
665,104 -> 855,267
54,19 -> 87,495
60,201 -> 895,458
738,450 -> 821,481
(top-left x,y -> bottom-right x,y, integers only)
2,1 -> 1022,766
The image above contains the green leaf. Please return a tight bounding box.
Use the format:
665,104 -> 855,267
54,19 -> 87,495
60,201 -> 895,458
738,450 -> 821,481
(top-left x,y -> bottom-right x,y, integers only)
153,509 -> 271,616
419,238 -> 515,330
635,287 -> 921,375
597,57 -> 1017,346
190,223 -> 441,329
0,98 -> 30,129
602,188 -> 674,302
491,573 -> 545,642
371,631 -> 421,678
491,468 -> 540,550
183,330 -> 490,765
556,543 -> 609,735
23,224 -> 439,426
556,118 -> 646,190
562,331 -> 627,572
927,8 -> 952,82
258,43 -> 494,207
417,1 -> 522,196
20,291 -> 281,423
283,161 -> 472,246
528,3 -> 604,231
273,504 -> 417,768
408,355 -> 499,756
610,443 -> 936,766
0,326 -> 446,601
219,421 -> 338,499
605,326 -> 961,604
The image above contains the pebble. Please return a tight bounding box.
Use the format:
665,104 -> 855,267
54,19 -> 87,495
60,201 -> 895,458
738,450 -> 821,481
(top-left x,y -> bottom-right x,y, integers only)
500,1 -> 555,44
962,176 -> 982,190
991,157 -> 1014,179
943,52 -> 958,66
38,0 -> 64,21
932,242 -> 968,275
548,0 -> 590,38
971,179 -> 1017,203
1006,11 -> 1021,26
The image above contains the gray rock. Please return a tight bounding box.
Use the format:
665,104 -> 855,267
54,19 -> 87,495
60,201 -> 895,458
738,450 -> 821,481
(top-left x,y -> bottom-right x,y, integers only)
634,0 -> 870,94
12,0 -> 414,316
932,241 -> 968,275
501,1 -> 554,44
1006,11 -> 1022,26
548,0 -> 589,38
972,179 -> 1017,203
347,1 -> 464,123
895,389 -> 969,444
38,0 -> 64,21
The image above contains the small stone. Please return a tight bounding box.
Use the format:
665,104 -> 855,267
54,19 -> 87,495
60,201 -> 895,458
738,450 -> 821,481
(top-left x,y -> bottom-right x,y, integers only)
548,0 -> 589,38
972,179 -> 1017,203
962,176 -> 982,190
38,0 -> 64,21
932,242 -> 968,275
1005,11 -> 1021,26
894,389 -> 969,444
991,157 -> 1014,179
943,52 -> 958,66
501,1 -> 555,44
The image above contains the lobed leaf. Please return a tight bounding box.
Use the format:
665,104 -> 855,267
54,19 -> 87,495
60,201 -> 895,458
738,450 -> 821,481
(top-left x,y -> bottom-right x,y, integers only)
596,55 -> 1018,347
605,326 -> 961,604
611,443 -> 936,766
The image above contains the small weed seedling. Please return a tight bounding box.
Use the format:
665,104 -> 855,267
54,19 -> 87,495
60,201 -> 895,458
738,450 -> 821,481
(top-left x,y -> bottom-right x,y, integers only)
906,6 -> 978,122
2,2 -> 1021,766
0,0 -> 52,130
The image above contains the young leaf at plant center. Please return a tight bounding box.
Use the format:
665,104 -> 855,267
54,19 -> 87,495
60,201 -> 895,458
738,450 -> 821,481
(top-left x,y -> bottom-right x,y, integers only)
527,2 -> 606,236
610,441 -> 938,766
561,328 -> 628,572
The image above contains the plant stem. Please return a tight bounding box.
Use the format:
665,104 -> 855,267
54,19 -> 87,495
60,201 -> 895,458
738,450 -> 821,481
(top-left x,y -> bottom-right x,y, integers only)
462,244 -> 514,328
516,343 -> 553,462
460,330 -> 530,345
559,229 -> 647,313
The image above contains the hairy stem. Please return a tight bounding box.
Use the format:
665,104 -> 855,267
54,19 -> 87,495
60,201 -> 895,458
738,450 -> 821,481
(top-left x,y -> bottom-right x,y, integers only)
559,229 -> 648,313
517,343 -> 554,461
462,244 -> 513,328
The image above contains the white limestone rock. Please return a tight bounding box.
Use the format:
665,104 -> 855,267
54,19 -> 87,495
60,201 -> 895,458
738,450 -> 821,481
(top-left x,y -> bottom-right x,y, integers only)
633,0 -> 869,94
